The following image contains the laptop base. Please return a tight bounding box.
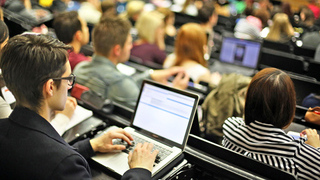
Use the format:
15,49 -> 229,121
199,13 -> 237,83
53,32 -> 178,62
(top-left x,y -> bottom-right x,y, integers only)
89,153 -> 185,179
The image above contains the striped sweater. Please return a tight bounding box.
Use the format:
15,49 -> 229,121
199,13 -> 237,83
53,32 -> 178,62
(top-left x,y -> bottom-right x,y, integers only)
223,117 -> 320,179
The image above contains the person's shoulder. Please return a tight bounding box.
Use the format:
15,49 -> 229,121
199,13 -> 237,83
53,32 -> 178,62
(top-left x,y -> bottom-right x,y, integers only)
224,117 -> 245,126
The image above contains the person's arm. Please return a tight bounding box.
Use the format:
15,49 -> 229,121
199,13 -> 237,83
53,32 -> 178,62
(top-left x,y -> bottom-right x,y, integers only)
50,154 -> 91,180
122,168 -> 151,180
77,128 -> 157,180
301,128 -> 320,148
22,0 -> 32,10
0,96 -> 12,118
51,97 -> 77,135
89,128 -> 133,153
150,67 -> 189,90
121,143 -> 158,180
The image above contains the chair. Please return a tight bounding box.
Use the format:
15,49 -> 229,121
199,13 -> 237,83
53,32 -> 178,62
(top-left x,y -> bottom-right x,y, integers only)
259,48 -> 306,74
306,60 -> 320,81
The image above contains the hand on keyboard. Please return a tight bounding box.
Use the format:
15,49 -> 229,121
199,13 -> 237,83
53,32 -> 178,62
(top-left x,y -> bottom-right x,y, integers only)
90,128 -> 133,153
128,142 -> 159,172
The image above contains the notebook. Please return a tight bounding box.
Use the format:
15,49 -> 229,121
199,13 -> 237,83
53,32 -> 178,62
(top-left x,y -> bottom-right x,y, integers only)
91,80 -> 199,177
211,36 -> 262,76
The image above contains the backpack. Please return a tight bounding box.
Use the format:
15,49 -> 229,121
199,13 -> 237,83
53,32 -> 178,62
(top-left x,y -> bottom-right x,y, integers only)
201,73 -> 251,144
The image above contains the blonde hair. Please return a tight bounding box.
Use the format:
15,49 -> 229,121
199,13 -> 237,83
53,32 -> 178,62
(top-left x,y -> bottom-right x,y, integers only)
156,7 -> 174,25
135,11 -> 164,44
266,13 -> 294,42
174,23 -> 207,67
127,1 -> 145,18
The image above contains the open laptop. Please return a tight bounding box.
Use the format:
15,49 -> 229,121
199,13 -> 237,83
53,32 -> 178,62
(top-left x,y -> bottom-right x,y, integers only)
211,36 -> 262,76
91,80 -> 199,177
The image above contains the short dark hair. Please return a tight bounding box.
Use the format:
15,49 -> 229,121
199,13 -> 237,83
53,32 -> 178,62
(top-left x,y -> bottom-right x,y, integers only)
198,1 -> 216,23
301,7 -> 315,23
53,11 -> 82,44
0,34 -> 72,112
244,68 -> 296,128
93,16 -> 131,56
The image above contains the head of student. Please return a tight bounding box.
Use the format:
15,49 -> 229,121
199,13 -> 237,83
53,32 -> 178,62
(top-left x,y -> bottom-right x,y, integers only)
93,16 -> 132,63
244,68 -> 296,129
198,1 -> 217,26
135,11 -> 164,44
266,13 -> 293,42
0,34 -> 72,113
53,11 -> 89,46
174,23 -> 207,67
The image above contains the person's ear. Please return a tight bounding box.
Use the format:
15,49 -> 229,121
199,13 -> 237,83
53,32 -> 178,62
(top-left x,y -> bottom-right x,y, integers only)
74,30 -> 82,41
44,79 -> 54,97
113,44 -> 121,57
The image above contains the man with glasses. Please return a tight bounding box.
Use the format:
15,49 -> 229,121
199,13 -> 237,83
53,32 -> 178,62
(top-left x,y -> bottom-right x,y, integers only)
0,34 -> 158,179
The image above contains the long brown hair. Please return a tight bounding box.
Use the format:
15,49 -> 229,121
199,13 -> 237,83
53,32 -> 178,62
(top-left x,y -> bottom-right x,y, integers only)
244,68 -> 296,129
266,13 -> 294,42
174,23 -> 207,67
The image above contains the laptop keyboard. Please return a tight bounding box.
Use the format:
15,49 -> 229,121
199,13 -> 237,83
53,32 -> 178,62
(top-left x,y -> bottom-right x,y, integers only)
113,134 -> 173,164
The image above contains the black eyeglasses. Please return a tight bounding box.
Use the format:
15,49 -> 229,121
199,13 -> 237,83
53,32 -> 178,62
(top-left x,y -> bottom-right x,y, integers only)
52,73 -> 76,88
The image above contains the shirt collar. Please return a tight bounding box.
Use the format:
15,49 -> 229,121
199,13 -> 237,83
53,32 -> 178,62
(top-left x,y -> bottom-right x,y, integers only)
92,54 -> 117,69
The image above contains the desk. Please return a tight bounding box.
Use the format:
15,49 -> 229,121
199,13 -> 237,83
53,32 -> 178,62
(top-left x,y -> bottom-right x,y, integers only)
63,102 -> 295,179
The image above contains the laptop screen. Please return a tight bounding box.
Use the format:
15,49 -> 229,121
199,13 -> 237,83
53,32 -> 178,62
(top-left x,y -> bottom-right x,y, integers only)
131,80 -> 199,148
219,37 -> 261,69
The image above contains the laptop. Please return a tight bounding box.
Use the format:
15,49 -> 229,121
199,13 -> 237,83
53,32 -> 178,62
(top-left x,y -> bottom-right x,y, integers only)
211,36 -> 262,76
91,80 -> 199,177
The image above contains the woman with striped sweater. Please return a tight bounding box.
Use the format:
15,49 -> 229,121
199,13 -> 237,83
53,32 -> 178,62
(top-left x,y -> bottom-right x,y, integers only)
223,68 -> 320,179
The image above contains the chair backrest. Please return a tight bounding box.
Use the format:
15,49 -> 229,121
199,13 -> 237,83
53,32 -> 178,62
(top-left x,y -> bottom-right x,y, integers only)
174,12 -> 199,28
306,60 -> 320,81
262,39 -> 293,52
259,48 -> 306,74
187,134 -> 296,180
289,73 -> 320,106
216,15 -> 236,33
3,9 -> 31,37
293,45 -> 316,59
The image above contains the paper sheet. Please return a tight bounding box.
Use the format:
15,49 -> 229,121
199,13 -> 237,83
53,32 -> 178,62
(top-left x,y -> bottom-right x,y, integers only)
65,105 -> 93,131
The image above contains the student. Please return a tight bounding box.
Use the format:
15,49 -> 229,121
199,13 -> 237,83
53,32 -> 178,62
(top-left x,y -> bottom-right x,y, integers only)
223,68 -> 320,179
131,11 -> 167,65
298,6 -> 319,36
0,34 -> 158,179
265,13 -> 294,43
78,0 -> 102,24
119,0 -> 145,26
197,1 -> 218,58
53,11 -> 91,71
156,7 -> 177,45
164,23 -> 221,86
0,20 -> 77,134
74,16 -> 189,108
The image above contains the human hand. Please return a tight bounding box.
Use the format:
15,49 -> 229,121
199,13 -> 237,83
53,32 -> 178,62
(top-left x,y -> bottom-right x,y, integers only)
90,128 -> 133,153
150,67 -> 185,85
56,96 -> 77,119
172,72 -> 189,90
301,129 -> 320,148
128,142 -> 159,172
